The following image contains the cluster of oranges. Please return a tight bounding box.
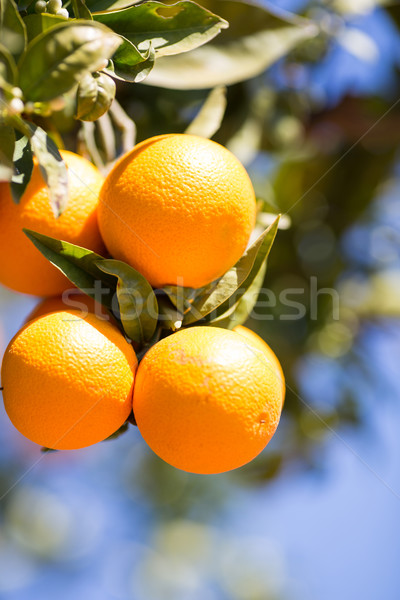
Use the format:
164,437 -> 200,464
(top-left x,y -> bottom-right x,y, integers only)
0,134 -> 284,474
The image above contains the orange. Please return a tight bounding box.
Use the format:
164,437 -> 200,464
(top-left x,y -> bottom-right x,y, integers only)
234,325 -> 285,404
0,151 -> 105,296
98,134 -> 256,289
1,310 -> 137,450
26,292 -> 112,323
133,326 -> 283,474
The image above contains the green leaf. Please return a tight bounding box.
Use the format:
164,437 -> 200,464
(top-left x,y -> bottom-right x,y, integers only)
96,259 -> 158,344
93,0 -> 228,57
257,209 -> 291,231
183,215 -> 280,325
23,13 -> 67,43
26,123 -> 68,217
108,36 -> 154,82
0,0 -> 27,60
17,0 -> 36,10
104,421 -> 129,441
87,0 -> 138,11
0,124 -> 15,181
18,21 -> 122,101
10,132 -> 33,202
207,260 -> 267,328
23,229 -> 117,309
185,85 -> 226,138
228,260 -> 267,326
75,71 -> 116,121
157,294 -> 184,331
144,0 -> 318,89
0,42 -> 18,85
71,0 -> 92,19
162,284 -> 198,315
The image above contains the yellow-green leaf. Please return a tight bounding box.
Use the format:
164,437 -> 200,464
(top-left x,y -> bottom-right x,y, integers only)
0,0 -> 27,60
144,0 -> 317,89
185,85 -> 226,138
75,71 -> 116,121
18,21 -> 122,101
183,215 -> 280,325
93,0 -> 228,57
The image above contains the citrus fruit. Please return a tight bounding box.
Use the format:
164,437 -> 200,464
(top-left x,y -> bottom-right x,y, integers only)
234,325 -> 285,404
1,310 -> 137,450
98,134 -> 256,289
0,151 -> 105,296
133,326 -> 283,474
26,293 -> 112,323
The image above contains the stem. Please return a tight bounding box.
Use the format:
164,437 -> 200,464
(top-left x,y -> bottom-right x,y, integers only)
8,114 -> 32,138
127,412 -> 137,426
97,112 -> 115,164
109,99 -> 136,154
79,121 -> 105,170
136,325 -> 162,362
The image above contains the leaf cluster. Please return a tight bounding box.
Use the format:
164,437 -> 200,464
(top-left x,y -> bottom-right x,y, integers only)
24,213 -> 280,351
0,0 -> 319,215
0,0 -> 228,205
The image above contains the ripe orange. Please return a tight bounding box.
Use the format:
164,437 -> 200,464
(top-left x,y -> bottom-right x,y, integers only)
98,134 -> 256,289
234,325 -> 285,404
26,293 -> 112,323
0,151 -> 105,296
1,311 -> 137,450
133,326 -> 283,474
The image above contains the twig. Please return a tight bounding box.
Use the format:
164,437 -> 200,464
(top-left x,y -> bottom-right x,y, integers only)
97,112 -> 116,164
109,99 -> 136,154
79,122 -> 105,171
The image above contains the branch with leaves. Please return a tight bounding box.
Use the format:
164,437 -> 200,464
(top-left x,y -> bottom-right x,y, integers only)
0,0 -> 228,199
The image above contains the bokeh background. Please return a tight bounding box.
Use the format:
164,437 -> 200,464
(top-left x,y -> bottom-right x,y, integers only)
1,0 -> 400,598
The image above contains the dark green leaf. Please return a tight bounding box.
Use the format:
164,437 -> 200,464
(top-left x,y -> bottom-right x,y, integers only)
0,0 -> 27,60
75,71 -> 116,121
96,259 -> 158,344
0,124 -> 15,181
162,284 -> 198,315
183,215 -> 280,325
0,42 -> 18,85
17,0 -> 36,10
185,85 -> 226,138
23,229 -> 117,309
94,0 -> 227,58
109,36 -> 154,82
23,13 -> 67,43
144,0 -> 318,89
18,21 -> 122,101
71,0 -> 92,19
127,411 -> 137,426
26,123 -> 68,217
104,421 -> 129,440
10,132 -> 33,202
157,294 -> 184,331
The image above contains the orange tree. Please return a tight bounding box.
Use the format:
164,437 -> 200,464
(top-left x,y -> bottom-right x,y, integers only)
0,0 -> 320,471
